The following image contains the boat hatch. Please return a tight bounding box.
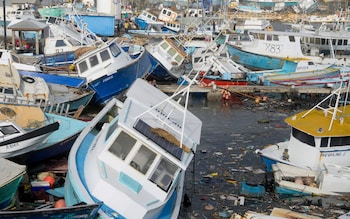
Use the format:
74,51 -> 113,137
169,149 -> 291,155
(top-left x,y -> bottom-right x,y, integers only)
134,119 -> 184,160
0,124 -> 20,137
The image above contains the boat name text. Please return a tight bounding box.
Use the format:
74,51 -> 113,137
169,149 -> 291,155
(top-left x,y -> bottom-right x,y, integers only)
6,142 -> 19,149
264,43 -> 282,54
321,152 -> 345,157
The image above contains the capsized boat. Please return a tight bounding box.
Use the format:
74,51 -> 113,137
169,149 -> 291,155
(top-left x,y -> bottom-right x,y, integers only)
256,79 -> 350,171
64,78 -> 202,218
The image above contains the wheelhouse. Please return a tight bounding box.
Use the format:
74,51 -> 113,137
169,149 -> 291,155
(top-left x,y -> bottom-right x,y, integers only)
157,39 -> 186,67
158,8 -> 178,22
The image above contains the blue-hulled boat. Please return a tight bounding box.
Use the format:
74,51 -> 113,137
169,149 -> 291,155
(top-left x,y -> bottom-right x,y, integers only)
64,78 -> 202,218
246,59 -> 331,84
19,38 -> 152,105
226,42 -> 285,70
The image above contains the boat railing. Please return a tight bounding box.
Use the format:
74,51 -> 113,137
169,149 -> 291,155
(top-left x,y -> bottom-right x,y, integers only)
0,95 -> 78,117
301,78 -> 350,130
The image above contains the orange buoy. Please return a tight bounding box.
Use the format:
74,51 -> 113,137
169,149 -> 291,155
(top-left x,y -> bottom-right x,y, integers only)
54,199 -> 66,208
43,175 -> 55,188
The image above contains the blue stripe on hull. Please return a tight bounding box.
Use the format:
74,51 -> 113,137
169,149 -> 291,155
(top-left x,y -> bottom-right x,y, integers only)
90,50 -> 152,105
261,157 -> 277,172
227,44 -> 284,70
18,70 -> 86,88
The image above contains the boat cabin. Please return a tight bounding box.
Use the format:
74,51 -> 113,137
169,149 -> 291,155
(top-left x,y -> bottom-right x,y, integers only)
158,8 -> 178,22
163,21 -> 181,33
157,38 -> 186,67
137,10 -> 158,23
75,39 -> 131,82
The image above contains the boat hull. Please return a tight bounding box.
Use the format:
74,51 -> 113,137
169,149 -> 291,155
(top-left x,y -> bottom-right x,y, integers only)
89,49 -> 152,105
1,121 -> 60,159
226,43 -> 284,70
147,52 -> 183,82
23,113 -> 87,165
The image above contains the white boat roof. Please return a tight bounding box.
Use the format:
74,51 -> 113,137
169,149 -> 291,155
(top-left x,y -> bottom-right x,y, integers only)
119,79 -> 202,167
0,157 -> 26,187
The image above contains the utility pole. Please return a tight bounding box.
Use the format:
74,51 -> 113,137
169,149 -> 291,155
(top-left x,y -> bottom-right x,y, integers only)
2,0 -> 6,50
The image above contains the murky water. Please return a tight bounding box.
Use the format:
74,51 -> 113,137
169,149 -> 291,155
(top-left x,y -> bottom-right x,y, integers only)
178,94 -> 348,219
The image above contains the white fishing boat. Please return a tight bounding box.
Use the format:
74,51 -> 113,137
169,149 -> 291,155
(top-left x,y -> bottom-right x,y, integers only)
272,162 -> 350,196
0,103 -> 59,159
64,78 -> 202,218
226,29 -> 350,70
256,79 -> 350,171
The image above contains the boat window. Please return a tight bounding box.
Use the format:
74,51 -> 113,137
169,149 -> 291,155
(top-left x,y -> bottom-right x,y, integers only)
167,47 -> 176,57
344,39 -> 348,45
292,128 -> 315,146
332,39 -> 336,46
289,36 -> 295,42
310,37 -> 315,44
0,125 -> 20,135
257,33 -> 264,40
338,39 -> 343,46
320,137 -> 328,147
149,158 -> 179,192
174,54 -> 183,63
11,54 -> 19,63
108,131 -> 136,160
110,43 -> 121,57
308,61 -> 314,65
315,38 -> 320,45
273,35 -> 278,41
4,88 -> 14,94
55,40 -> 67,47
330,136 -> 350,147
89,55 -> 99,67
321,38 -> 326,45
266,34 -> 272,41
130,145 -> 156,174
160,41 -> 169,50
78,61 -> 88,73
100,49 -> 111,62
106,119 -> 119,141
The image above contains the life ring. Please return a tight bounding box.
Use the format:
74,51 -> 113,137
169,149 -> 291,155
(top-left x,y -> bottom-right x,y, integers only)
22,76 -> 35,84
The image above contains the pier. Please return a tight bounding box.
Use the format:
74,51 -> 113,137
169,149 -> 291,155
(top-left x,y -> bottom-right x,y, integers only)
158,84 -> 334,100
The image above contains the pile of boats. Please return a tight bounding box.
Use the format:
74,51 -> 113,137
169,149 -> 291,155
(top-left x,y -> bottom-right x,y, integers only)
1,3 -> 350,218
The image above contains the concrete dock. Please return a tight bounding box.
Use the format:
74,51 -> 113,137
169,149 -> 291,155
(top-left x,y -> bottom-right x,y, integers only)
157,84 -> 336,102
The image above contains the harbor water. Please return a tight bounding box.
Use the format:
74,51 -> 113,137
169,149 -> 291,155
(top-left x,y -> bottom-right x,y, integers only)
177,93 -> 349,218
